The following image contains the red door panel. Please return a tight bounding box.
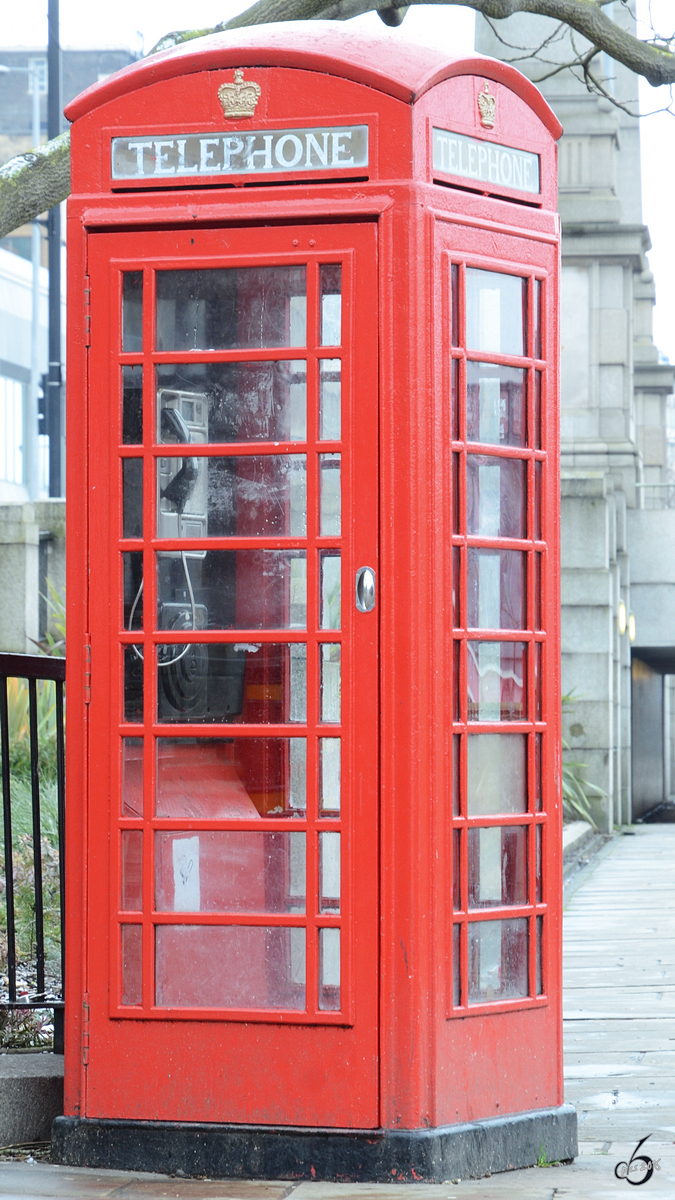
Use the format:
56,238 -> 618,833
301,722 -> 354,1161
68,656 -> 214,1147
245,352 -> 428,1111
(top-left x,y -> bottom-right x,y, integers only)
85,223 -> 379,1127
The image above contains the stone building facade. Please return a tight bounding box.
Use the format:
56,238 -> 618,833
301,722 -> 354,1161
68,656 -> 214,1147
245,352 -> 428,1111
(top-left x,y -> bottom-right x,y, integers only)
476,10 -> 675,828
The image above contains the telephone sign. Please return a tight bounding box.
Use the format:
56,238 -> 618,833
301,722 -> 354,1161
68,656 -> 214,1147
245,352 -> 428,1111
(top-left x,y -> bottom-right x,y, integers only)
432,126 -> 540,192
112,125 -> 369,179
56,20 -> 575,1184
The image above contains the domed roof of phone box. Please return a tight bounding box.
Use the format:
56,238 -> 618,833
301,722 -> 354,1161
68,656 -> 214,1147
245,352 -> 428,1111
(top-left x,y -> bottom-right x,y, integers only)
64,20 -> 562,138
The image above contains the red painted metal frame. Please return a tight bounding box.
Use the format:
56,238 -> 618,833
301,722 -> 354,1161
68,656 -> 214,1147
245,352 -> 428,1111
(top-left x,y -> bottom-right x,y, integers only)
445,255 -> 549,1018
106,234 -> 365,1028
66,24 -> 561,1135
81,223 -> 379,1126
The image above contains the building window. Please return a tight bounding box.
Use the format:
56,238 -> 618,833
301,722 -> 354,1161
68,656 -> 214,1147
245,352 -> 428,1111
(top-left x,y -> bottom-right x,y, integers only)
28,58 -> 47,95
0,376 -> 24,484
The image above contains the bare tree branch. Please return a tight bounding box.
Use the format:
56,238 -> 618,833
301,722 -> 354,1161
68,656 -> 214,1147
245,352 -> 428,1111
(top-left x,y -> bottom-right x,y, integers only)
480,14 -> 570,65
154,0 -> 675,89
1,0 -> 674,238
0,131 -> 70,241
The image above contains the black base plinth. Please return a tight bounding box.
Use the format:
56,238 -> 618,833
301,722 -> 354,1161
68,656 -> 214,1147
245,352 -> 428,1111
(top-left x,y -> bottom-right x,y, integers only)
52,1105 -> 577,1182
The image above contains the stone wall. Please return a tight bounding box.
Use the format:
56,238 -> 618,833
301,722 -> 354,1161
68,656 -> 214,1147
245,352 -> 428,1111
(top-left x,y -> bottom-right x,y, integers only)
0,499 -> 64,653
475,9 -> 675,827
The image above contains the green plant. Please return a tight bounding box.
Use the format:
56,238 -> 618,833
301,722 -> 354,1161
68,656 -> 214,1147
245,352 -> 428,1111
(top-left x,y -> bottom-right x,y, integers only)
0,778 -> 62,1048
0,596 -> 65,1046
0,1007 -> 53,1049
562,694 -> 604,829
536,1142 -> 561,1168
3,677 -> 59,784
0,776 -> 62,969
30,579 -> 65,659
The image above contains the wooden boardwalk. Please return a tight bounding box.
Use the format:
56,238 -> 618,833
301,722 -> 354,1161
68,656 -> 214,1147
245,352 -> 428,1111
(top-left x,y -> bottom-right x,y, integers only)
564,824 -> 675,1141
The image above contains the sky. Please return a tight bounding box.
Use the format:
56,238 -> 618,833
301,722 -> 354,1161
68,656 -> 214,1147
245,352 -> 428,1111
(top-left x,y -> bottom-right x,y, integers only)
2,0 -> 674,361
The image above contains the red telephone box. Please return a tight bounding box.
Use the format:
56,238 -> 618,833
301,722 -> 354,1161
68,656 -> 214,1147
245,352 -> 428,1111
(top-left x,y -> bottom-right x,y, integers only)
55,21 -> 575,1181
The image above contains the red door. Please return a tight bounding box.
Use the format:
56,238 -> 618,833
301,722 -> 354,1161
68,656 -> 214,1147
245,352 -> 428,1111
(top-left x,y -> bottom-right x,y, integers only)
84,223 -> 379,1127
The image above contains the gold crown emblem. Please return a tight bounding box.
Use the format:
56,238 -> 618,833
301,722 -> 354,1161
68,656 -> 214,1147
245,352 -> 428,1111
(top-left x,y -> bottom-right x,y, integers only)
218,69 -> 261,120
478,81 -> 496,129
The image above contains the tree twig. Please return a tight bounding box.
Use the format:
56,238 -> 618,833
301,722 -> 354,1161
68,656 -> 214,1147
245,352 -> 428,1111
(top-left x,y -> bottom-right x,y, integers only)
2,0 -> 675,238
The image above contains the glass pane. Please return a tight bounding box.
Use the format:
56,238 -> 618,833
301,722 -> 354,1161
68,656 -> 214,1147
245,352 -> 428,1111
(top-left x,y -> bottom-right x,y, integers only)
452,452 -> 460,534
533,279 -> 542,359
467,641 -> 526,721
535,642 -> 542,721
467,549 -> 526,630
468,917 -> 528,1004
122,365 -> 143,445
156,737 -> 306,818
155,925 -> 305,1009
536,824 -> 542,903
468,826 -> 527,908
467,456 -> 526,539
534,371 -> 542,450
453,640 -> 460,721
154,642 -> 305,724
320,264 -> 342,345
122,458 -> 143,539
320,644 -> 341,723
121,924 -> 142,1005
452,546 -> 460,628
122,738 -> 143,817
534,460 -> 542,541
123,646 -> 143,723
156,267 -> 307,351
452,923 -> 461,1006
289,644 -> 307,723
452,734 -> 460,816
122,271 -> 143,353
534,552 -> 542,631
319,359 -> 341,440
320,831 -> 341,913
320,552 -> 341,630
466,363 -> 526,447
123,552 -> 143,633
536,915 -> 543,994
157,454 -> 306,540
319,926 -> 340,1011
466,269 -> 525,357
450,357 -> 459,442
535,733 -> 542,811
451,263 -> 459,348
320,738 -> 340,814
157,550 -> 306,631
156,361 -> 306,444
453,829 -> 461,910
320,454 -> 341,535
155,831 -> 305,913
121,831 -> 143,911
467,733 -> 527,814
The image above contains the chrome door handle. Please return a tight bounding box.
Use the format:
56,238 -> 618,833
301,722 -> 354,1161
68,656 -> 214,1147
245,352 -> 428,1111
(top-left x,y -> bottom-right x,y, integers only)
355,566 -> 376,612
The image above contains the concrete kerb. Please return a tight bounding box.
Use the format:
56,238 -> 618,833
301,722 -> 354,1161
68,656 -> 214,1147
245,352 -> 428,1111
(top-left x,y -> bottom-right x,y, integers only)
0,1051 -> 63,1145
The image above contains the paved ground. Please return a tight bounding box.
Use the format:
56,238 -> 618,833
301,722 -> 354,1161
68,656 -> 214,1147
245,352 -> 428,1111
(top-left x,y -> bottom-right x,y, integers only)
0,1147 -> 672,1200
1,825 -> 674,1198
564,825 -> 675,1142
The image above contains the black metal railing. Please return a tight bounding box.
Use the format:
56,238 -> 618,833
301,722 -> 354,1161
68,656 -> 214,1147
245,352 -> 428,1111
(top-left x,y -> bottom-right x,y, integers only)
0,654 -> 65,1053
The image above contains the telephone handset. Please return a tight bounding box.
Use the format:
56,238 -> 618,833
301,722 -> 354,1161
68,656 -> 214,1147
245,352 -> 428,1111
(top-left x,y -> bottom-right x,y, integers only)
157,389 -> 208,545
154,389 -> 246,722
159,407 -> 199,514
125,387 -> 246,722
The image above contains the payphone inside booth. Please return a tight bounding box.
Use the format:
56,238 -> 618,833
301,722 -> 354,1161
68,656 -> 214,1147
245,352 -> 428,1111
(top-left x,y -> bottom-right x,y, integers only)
57,21 -> 576,1183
